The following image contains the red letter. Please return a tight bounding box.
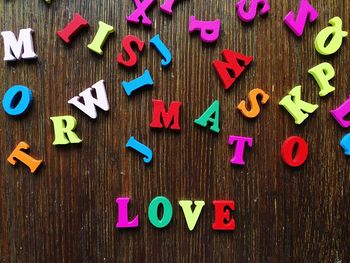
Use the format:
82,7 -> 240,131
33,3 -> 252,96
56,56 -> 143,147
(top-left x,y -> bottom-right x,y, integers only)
57,13 -> 89,44
150,99 -> 182,130
281,136 -> 308,167
117,35 -> 145,67
213,49 -> 253,90
212,200 -> 235,230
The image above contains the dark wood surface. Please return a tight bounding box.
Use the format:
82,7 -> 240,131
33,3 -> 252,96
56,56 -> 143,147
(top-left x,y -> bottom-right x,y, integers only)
0,0 -> 349,262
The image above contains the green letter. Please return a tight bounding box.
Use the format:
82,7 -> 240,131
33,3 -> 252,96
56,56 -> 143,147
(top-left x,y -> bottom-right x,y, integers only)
279,86 -> 318,125
148,196 -> 173,228
179,200 -> 205,231
308,62 -> 335,97
194,100 -> 220,133
50,115 -> 82,145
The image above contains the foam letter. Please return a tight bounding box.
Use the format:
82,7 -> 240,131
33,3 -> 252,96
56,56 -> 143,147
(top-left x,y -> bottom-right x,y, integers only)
237,88 -> 269,118
279,86 -> 319,124
308,63 -> 335,97
87,21 -> 114,55
126,136 -> 153,163
116,197 -> 139,228
2,85 -> 33,116
126,0 -> 156,26
50,116 -> 82,145
148,196 -> 173,228
150,34 -> 172,67
213,49 -> 253,90
330,96 -> 350,128
283,0 -> 318,37
189,16 -> 221,43
212,200 -> 235,231
150,99 -> 181,130
68,80 -> 109,119
228,135 -> 253,165
179,200 -> 205,231
314,17 -> 348,56
57,13 -> 89,44
117,35 -> 145,67
236,0 -> 270,22
194,100 -> 220,133
340,133 -> 350,156
7,141 -> 42,173
122,69 -> 154,96
281,136 -> 308,167
160,0 -> 176,15
1,28 -> 37,61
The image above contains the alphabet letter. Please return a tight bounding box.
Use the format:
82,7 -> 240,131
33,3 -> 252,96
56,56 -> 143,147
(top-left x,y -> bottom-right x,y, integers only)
237,88 -> 269,118
150,99 -> 181,130
87,21 -> 114,55
179,200 -> 205,231
330,96 -> 350,128
281,136 -> 308,167
189,16 -> 221,43
150,34 -> 172,67
148,196 -> 173,228
117,35 -> 145,67
126,0 -> 156,26
308,63 -> 335,97
57,13 -> 89,44
7,142 -> 42,173
50,116 -> 82,145
116,197 -> 139,228
194,100 -> 220,133
126,136 -> 153,163
228,136 -> 253,165
212,200 -> 235,231
236,0 -> 270,22
122,70 -> 154,96
2,85 -> 33,116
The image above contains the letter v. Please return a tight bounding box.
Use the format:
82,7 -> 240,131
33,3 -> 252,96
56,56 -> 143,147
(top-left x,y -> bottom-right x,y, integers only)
68,80 -> 110,119
179,200 -> 205,231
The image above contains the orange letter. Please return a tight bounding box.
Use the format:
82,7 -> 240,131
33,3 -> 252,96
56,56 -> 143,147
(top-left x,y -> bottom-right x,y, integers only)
7,141 -> 42,173
237,88 -> 269,118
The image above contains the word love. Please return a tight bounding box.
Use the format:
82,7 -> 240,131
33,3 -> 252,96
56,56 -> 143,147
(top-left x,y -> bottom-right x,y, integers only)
116,197 -> 236,231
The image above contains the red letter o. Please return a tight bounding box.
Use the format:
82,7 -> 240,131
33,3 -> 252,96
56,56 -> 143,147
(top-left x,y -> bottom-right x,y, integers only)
281,136 -> 308,167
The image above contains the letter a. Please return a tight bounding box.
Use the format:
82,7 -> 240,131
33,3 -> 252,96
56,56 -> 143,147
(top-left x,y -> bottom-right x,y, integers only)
194,100 -> 220,133
1,28 -> 37,61
68,80 -> 109,119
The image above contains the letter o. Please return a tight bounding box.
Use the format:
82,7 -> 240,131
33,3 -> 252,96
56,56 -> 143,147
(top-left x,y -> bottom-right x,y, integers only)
281,136 -> 308,167
148,196 -> 173,228
2,85 -> 33,116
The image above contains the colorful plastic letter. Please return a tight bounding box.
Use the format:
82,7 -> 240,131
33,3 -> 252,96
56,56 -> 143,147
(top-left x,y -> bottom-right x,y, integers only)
150,34 -> 172,67
308,63 -> 335,97
179,200 -> 205,231
283,0 -> 318,37
237,88 -> 269,118
122,70 -> 154,96
228,135 -> 253,165
50,116 -> 82,145
189,16 -> 221,43
117,35 -> 145,67
87,21 -> 114,55
160,0 -> 176,15
126,136 -> 153,163
148,196 -> 173,228
150,99 -> 181,130
1,28 -> 37,61
330,96 -> 350,128
340,133 -> 350,156
212,200 -> 235,231
281,136 -> 308,167
115,197 -> 139,228
279,86 -> 319,125
2,85 -> 33,116
126,0 -> 156,26
57,13 -> 89,44
213,49 -> 253,90
68,80 -> 109,119
314,17 -> 348,56
7,141 -> 42,173
194,100 -> 220,133
236,0 -> 270,22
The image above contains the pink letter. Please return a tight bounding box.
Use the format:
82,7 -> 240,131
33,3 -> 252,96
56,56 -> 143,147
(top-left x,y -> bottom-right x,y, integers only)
236,0 -> 270,22
160,0 -> 176,15
189,16 -> 221,43
228,135 -> 253,165
283,0 -> 318,37
116,197 -> 139,228
126,0 -> 156,26
330,96 -> 350,128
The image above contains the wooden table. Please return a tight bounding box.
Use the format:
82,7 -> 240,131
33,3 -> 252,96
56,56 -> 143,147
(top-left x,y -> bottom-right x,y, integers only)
0,0 -> 349,262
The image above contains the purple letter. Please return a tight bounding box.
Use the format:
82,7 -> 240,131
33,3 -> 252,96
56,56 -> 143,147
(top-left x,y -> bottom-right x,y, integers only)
126,0 -> 156,26
160,0 -> 176,15
331,96 -> 350,128
116,197 -> 139,228
189,16 -> 221,43
228,135 -> 253,165
283,0 -> 318,37
236,0 -> 270,22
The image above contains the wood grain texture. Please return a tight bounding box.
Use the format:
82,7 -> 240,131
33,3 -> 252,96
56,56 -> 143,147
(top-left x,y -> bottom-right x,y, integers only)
0,0 -> 349,262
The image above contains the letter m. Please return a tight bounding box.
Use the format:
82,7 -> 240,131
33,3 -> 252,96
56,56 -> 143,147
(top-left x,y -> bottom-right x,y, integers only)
150,99 -> 182,130
1,28 -> 37,61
